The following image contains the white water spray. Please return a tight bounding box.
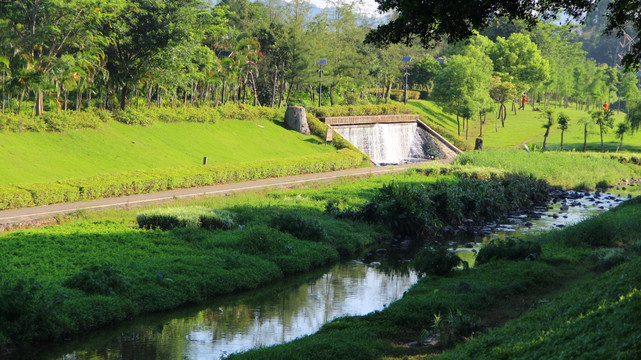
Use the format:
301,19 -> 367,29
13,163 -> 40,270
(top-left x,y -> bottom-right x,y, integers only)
334,122 -> 435,164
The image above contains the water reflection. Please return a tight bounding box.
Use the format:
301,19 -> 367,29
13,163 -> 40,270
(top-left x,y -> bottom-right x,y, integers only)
20,262 -> 416,360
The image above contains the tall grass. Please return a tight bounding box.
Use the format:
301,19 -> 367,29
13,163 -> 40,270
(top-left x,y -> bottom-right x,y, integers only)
456,149 -> 641,189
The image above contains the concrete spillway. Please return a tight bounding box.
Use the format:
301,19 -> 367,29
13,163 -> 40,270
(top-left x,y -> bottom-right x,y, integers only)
333,122 -> 449,165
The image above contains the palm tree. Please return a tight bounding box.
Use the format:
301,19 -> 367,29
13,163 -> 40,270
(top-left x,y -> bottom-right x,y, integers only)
592,109 -> 614,152
557,112 -> 570,150
541,109 -> 555,151
615,122 -> 629,152
0,55 -> 9,114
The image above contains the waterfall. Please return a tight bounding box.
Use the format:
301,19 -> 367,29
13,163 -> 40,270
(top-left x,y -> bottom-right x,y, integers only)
334,122 -> 443,165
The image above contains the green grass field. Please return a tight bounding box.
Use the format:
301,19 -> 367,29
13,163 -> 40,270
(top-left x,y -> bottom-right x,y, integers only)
409,100 -> 639,151
0,118 -> 333,185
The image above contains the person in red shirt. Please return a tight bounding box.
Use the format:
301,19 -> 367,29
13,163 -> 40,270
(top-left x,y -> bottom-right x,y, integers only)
603,103 -> 609,111
521,94 -> 527,110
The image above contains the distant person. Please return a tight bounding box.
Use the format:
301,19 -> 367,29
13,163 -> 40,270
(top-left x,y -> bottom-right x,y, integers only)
603,102 -> 609,111
521,94 -> 527,110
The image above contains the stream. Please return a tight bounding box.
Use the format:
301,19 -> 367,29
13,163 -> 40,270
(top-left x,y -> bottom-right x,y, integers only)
7,191 -> 628,360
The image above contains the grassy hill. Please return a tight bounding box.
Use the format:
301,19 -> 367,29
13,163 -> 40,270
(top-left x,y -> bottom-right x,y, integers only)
0,116 -> 334,185
409,99 -> 639,151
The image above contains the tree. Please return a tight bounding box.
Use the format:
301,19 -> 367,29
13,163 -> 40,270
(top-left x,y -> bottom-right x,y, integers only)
626,101 -> 641,134
489,76 -> 516,129
577,116 -> 593,152
557,112 -> 570,150
0,55 -> 8,114
432,50 -> 492,137
591,109 -> 614,152
102,0 -> 207,110
411,56 -> 442,95
0,0 -> 122,115
615,122 -> 628,152
488,33 -> 549,98
541,109 -> 555,151
366,0 -> 641,70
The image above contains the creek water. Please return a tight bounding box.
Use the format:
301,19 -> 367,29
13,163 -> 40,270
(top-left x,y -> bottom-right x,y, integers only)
8,191 -> 627,360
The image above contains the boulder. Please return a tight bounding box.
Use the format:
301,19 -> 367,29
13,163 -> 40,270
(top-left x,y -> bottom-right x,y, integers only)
284,106 -> 311,135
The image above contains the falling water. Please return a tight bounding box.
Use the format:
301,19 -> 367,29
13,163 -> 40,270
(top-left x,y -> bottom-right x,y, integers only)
334,122 -> 441,165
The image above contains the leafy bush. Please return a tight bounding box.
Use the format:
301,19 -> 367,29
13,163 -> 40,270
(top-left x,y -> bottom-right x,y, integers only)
361,182 -> 440,237
389,89 -> 421,101
475,237 -> 542,266
414,247 -> 461,276
63,266 -> 131,296
433,309 -> 483,348
200,210 -> 236,231
270,212 -> 327,242
0,279 -> 68,345
352,174 -> 548,238
112,108 -> 155,126
0,185 -> 34,209
235,225 -> 290,256
589,248 -> 627,272
136,207 -> 203,230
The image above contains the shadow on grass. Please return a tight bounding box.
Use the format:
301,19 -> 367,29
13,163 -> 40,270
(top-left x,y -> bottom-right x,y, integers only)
409,101 -> 457,127
538,142 -> 641,153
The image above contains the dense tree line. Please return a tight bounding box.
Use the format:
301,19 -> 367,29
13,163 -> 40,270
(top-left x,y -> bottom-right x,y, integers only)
0,0 -> 639,122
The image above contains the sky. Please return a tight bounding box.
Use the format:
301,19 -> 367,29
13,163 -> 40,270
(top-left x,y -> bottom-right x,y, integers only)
295,0 -> 387,18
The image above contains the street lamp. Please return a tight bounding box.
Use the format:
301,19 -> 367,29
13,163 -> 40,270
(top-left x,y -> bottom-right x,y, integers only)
402,56 -> 412,105
317,59 -> 327,107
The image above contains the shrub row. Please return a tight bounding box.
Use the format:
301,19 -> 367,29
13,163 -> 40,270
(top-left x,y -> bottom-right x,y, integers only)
0,104 -> 283,133
0,108 -> 110,132
137,207 -> 236,231
327,173 -> 549,238
0,150 -> 362,210
306,103 -> 412,118
388,89 -> 421,101
112,104 -> 283,126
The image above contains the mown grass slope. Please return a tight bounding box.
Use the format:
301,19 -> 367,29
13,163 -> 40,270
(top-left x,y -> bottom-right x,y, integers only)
0,118 -> 333,185
409,99 -> 639,151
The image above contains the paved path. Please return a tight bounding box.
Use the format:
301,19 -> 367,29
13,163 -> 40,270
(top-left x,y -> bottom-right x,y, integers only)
0,162 -> 444,228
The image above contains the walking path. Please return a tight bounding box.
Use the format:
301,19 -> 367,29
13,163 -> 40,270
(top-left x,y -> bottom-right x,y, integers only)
0,161 -> 449,229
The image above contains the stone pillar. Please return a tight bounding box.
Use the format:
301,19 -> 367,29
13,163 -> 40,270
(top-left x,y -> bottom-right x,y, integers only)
285,106 -> 311,135
475,138 -> 483,150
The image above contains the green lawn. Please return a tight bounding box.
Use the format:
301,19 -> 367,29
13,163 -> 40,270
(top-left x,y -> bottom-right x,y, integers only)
0,118 -> 333,185
408,99 -> 639,151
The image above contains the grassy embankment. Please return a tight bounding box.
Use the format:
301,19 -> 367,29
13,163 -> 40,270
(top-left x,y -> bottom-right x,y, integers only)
0,104 -> 391,210
0,161 -> 552,350
456,148 -> 641,191
224,151 -> 641,360
409,99 -> 640,151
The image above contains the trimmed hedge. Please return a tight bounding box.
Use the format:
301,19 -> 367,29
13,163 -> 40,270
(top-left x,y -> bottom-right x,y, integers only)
0,109 -> 109,133
0,150 -> 362,210
0,104 -> 283,133
306,104 -> 412,118
389,89 -> 421,101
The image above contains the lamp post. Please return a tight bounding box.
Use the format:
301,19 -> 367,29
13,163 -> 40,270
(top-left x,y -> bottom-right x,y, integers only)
402,56 -> 412,105
317,59 -> 327,107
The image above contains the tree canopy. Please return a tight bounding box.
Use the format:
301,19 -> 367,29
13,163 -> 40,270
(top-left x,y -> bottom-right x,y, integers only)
366,0 -> 641,70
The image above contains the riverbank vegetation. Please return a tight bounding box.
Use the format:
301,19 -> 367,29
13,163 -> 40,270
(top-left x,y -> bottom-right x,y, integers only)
456,149 -> 641,190
228,186 -> 641,360
0,167 -> 551,349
